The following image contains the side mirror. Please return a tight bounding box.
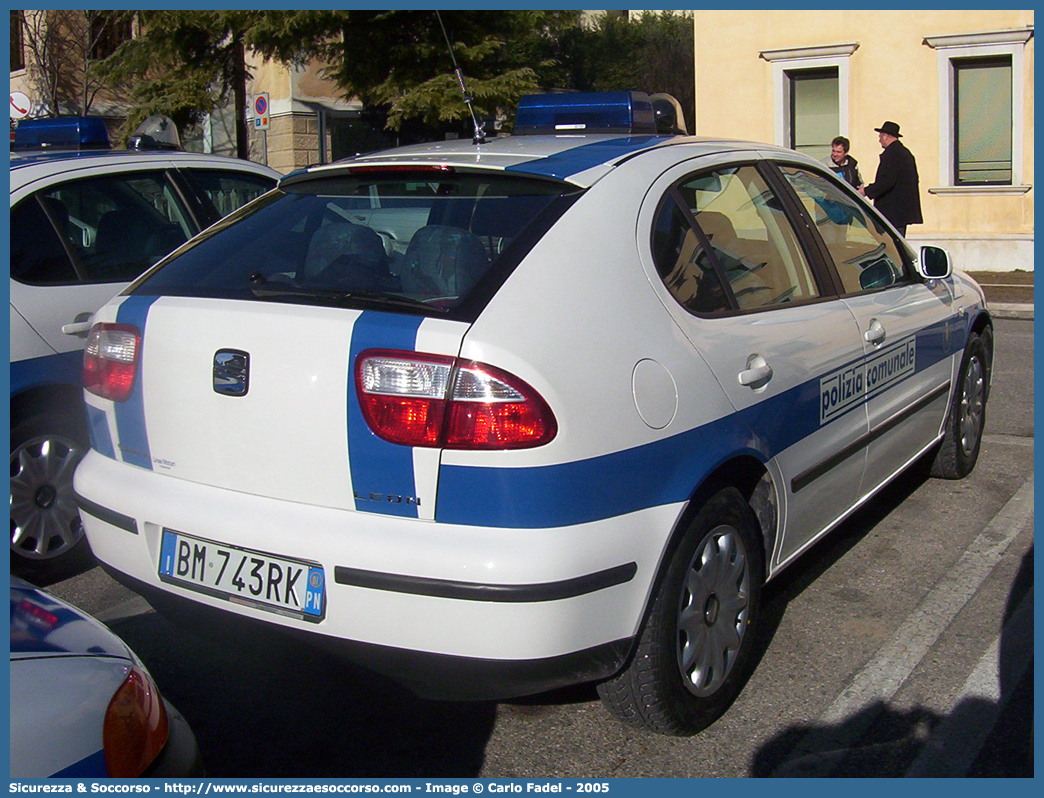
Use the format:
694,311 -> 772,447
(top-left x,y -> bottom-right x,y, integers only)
859,259 -> 897,291
918,245 -> 952,280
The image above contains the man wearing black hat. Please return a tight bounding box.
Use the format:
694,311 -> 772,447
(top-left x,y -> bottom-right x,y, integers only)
859,121 -> 922,237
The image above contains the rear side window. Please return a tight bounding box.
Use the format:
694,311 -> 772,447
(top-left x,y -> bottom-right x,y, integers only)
779,165 -> 909,294
651,194 -> 730,315
652,164 -> 821,315
135,170 -> 581,320
182,168 -> 276,224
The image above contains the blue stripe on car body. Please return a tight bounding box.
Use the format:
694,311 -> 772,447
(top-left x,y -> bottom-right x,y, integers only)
436,318 -> 965,529
51,749 -> 107,778
506,136 -> 667,180
347,312 -> 426,518
114,295 -> 159,470
86,405 -> 116,460
437,413 -> 761,529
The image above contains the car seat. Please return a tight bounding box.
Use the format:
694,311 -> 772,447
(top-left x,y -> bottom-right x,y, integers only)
399,225 -> 490,298
302,222 -> 391,291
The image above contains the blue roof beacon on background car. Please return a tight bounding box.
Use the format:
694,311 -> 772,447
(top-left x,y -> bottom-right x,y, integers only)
73,92 -> 992,736
9,126 -> 280,580
10,577 -> 203,777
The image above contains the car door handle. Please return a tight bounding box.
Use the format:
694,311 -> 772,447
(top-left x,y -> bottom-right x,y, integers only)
864,319 -> 886,345
738,355 -> 773,389
62,312 -> 94,338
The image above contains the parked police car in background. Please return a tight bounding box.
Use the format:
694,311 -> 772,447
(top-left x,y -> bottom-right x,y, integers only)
10,117 -> 279,579
74,93 -> 992,736
10,577 -> 203,777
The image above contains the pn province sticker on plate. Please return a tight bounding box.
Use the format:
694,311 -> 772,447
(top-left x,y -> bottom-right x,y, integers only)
159,529 -> 325,622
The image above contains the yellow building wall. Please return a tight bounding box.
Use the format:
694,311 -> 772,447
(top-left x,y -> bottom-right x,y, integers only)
693,10 -> 1033,251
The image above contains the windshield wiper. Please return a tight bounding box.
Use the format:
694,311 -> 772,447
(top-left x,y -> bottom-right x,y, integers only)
247,273 -> 448,313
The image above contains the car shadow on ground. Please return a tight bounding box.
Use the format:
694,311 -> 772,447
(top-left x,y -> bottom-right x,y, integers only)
108,608 -> 497,777
749,545 -> 1033,777
735,457 -> 937,718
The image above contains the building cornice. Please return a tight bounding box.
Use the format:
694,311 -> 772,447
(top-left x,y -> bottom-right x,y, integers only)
759,42 -> 859,62
923,27 -> 1033,50
928,185 -> 1033,197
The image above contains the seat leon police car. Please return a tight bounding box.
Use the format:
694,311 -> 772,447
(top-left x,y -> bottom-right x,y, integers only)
74,93 -> 992,736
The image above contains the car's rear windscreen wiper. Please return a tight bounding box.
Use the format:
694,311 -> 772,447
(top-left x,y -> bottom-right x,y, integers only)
247,273 -> 448,313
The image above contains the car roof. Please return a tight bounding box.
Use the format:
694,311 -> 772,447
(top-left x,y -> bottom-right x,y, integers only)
10,149 -> 280,193
283,134 -> 804,189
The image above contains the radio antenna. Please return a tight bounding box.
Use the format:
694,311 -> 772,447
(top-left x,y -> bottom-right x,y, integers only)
435,10 -> 486,144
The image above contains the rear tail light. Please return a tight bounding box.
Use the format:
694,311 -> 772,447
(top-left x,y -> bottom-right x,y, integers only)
356,349 -> 557,449
103,665 -> 169,777
84,323 -> 140,402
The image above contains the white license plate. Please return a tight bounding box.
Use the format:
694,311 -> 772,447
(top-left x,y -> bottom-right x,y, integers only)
159,529 -> 325,622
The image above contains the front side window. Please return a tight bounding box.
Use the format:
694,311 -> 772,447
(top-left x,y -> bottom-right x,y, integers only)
10,198 -> 78,284
40,171 -> 194,284
135,171 -> 581,320
780,165 -> 909,294
954,56 -> 1013,185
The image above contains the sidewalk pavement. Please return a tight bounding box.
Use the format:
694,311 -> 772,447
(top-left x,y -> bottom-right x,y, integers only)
964,271 -> 1033,321
989,302 -> 1033,321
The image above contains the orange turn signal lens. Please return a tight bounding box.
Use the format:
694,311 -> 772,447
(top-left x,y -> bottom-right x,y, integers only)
103,665 -> 169,777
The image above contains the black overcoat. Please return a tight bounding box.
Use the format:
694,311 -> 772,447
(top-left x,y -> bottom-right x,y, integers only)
864,140 -> 923,228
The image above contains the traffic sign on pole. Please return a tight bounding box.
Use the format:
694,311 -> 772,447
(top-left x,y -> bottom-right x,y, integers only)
253,93 -> 270,130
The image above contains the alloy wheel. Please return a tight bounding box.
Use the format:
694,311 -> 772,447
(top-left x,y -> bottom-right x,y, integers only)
10,433 -> 86,560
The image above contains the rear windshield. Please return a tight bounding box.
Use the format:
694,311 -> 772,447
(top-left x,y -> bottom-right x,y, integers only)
133,170 -> 582,321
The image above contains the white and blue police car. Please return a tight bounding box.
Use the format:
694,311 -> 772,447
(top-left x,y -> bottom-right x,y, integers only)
73,92 -> 992,735
10,121 -> 279,579
10,577 -> 203,777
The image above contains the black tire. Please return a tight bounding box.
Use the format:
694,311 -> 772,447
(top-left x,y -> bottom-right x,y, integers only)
597,486 -> 764,735
10,412 -> 94,583
930,332 -> 988,480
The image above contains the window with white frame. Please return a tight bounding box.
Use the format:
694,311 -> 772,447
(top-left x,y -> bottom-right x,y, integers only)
954,57 -> 1012,185
760,43 -> 857,162
925,27 -> 1032,192
787,67 -> 839,162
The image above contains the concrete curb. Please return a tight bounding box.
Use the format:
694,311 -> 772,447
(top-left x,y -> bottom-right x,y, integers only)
989,303 -> 1033,321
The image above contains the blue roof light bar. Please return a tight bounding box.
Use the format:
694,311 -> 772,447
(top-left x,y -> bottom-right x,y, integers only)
515,91 -> 658,136
12,116 -> 111,151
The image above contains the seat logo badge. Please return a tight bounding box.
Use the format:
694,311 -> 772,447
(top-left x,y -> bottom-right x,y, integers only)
214,349 -> 250,396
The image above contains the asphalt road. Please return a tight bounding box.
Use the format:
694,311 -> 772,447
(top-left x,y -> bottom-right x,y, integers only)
43,319 -> 1034,778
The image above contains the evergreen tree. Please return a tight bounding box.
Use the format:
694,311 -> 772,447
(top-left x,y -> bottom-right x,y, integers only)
551,12 -> 695,133
97,11 -> 261,155
248,10 -> 581,140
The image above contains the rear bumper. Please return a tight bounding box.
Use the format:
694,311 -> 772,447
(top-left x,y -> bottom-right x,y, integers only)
102,564 -> 631,700
144,700 -> 205,777
75,450 -> 679,699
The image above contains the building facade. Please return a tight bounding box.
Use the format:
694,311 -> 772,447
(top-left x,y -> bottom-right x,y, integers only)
691,10 -> 1034,271
204,54 -> 367,175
